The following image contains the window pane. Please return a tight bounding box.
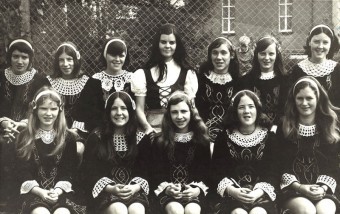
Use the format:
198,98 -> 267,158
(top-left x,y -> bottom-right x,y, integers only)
223,19 -> 230,31
279,5 -> 285,15
287,17 -> 292,30
223,7 -> 229,17
287,4 -> 292,15
280,18 -> 285,30
223,0 -> 229,5
230,6 -> 235,17
230,0 -> 235,5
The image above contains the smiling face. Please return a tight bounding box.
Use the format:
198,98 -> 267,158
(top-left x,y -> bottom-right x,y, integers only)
159,33 -> 177,62
309,33 -> 331,63
11,50 -> 30,75
58,52 -> 75,79
295,86 -> 317,122
110,97 -> 129,132
237,95 -> 257,131
258,43 -> 276,73
37,98 -> 59,130
170,101 -> 191,133
106,52 -> 126,73
211,43 -> 231,74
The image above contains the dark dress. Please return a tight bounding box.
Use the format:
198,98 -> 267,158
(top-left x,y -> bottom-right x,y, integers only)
47,75 -> 104,134
275,124 -> 340,208
290,59 -> 340,108
16,130 -> 80,214
138,132 -> 210,213
196,71 -> 238,142
83,129 -> 149,212
211,127 -> 279,213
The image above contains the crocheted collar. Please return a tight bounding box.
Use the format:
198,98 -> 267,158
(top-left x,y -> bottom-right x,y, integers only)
205,71 -> 232,85
298,59 -> 337,77
113,134 -> 127,151
47,75 -> 89,95
259,71 -> 275,80
174,131 -> 193,143
35,129 -> 56,144
228,127 -> 268,147
5,68 -> 37,85
298,123 -> 316,137
93,70 -> 130,92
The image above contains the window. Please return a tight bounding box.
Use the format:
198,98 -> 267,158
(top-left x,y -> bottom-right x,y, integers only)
279,0 -> 293,32
222,0 -> 235,34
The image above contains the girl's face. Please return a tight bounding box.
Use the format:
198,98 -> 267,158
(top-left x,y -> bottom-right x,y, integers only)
106,52 -> 126,73
11,50 -> 30,75
110,97 -> 129,130
37,98 -> 59,130
309,33 -> 331,63
211,44 -> 231,74
170,101 -> 191,133
295,86 -> 317,122
237,95 -> 257,129
258,43 -> 276,73
59,52 -> 75,79
159,33 -> 176,62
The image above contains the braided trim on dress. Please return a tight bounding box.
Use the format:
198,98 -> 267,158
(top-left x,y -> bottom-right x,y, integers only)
298,59 -> 337,77
254,182 -> 276,201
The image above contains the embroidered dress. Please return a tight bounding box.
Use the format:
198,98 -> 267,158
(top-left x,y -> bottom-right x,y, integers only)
196,71 -> 237,142
92,70 -> 132,101
276,124 -> 340,207
47,75 -> 104,133
211,128 -> 279,213
138,132 -> 210,212
16,130 -> 80,214
83,130 -> 149,212
290,59 -> 340,108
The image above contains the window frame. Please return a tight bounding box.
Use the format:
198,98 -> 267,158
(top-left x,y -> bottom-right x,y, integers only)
222,0 -> 235,34
279,0 -> 293,33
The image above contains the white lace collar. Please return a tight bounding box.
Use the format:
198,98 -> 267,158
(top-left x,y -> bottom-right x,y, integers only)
298,123 -> 316,137
298,59 -> 337,77
259,71 -> 275,80
228,127 -> 268,147
205,71 -> 232,85
47,75 -> 89,95
113,134 -> 127,151
35,129 -> 56,144
174,131 -> 193,143
5,68 -> 37,85
93,70 -> 131,92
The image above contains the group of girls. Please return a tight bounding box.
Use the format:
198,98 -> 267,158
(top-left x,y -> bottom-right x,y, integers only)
0,22 -> 339,214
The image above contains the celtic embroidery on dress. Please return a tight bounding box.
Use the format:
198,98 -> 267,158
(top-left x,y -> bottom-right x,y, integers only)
47,75 -> 89,95
298,59 -> 336,77
5,68 -> 36,85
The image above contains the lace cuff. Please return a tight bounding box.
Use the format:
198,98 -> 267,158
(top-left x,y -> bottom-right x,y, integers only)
21,180 -> 39,194
316,175 -> 337,193
130,177 -> 149,195
281,173 -> 298,189
154,181 -> 172,196
71,121 -> 88,133
217,178 -> 234,197
254,182 -> 276,201
92,177 -> 115,198
136,131 -> 145,144
55,181 -> 73,193
189,181 -> 209,196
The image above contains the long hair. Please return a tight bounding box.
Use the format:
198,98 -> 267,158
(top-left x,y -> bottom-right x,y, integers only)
250,36 -> 285,78
224,90 -> 271,131
198,37 -> 239,80
96,91 -> 138,162
52,42 -> 83,78
144,23 -> 192,82
304,24 -> 340,59
158,91 -> 209,152
283,76 -> 340,143
16,86 -> 67,160
7,39 -> 34,70
99,38 -> 130,70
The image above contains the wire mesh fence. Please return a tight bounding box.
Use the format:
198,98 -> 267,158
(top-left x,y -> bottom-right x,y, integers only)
1,0 -> 340,75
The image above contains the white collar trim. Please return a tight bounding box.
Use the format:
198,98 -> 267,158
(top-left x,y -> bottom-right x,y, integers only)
205,71 -> 232,85
298,59 -> 337,77
5,68 -> 37,85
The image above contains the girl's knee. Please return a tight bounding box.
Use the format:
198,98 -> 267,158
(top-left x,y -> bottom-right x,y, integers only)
249,207 -> 267,214
315,198 -> 336,214
128,203 -> 145,214
231,208 -> 248,214
53,207 -> 71,214
284,197 -> 316,214
31,207 -> 50,214
165,202 -> 184,214
105,202 -> 128,214
184,203 -> 201,214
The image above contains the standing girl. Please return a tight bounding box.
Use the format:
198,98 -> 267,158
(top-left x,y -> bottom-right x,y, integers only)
241,36 -> 287,124
196,37 -> 240,148
139,91 -> 210,214
15,86 -> 79,214
131,23 -> 198,135
276,76 -> 339,214
93,38 -> 132,101
290,24 -> 340,108
83,91 -> 149,214
211,90 -> 279,214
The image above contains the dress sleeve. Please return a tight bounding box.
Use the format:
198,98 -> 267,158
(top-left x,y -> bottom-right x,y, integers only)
131,69 -> 147,96
184,69 -> 198,98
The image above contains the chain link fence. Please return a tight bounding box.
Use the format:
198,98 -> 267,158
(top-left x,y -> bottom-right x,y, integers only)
1,0 -> 340,75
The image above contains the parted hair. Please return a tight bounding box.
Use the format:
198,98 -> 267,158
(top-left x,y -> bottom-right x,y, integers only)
7,39 -> 34,70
